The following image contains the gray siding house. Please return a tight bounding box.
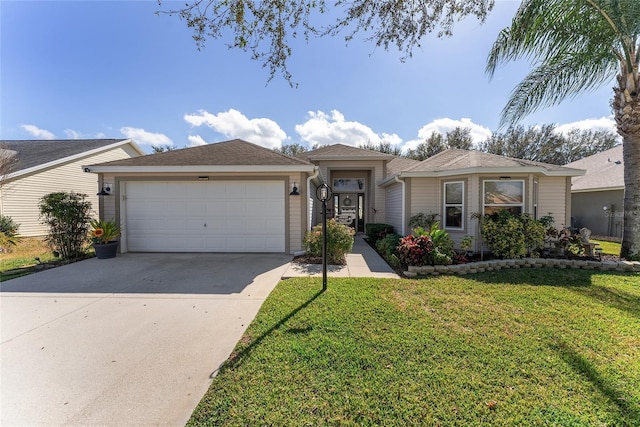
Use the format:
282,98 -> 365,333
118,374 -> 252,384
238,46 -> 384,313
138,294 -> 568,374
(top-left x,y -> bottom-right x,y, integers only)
566,145 -> 624,238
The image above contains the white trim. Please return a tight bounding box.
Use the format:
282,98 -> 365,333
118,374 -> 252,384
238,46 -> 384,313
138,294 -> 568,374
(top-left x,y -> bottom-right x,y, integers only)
5,139 -> 143,180
86,165 -> 316,174
443,180 -> 465,231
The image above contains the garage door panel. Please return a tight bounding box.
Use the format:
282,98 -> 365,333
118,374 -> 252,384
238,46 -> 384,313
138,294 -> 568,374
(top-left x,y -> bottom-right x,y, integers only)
125,181 -> 285,252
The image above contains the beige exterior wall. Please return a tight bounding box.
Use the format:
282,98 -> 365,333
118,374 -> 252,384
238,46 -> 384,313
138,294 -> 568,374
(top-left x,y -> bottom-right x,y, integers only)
103,172 -> 307,253
0,145 -> 140,237
405,173 -> 572,252
537,175 -> 569,228
384,181 -> 403,234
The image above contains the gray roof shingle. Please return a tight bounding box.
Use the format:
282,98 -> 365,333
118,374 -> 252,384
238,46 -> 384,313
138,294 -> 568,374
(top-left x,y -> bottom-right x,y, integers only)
91,139 -> 311,167
565,145 -> 624,191
295,144 -> 395,162
404,149 -> 576,173
1,139 -> 130,172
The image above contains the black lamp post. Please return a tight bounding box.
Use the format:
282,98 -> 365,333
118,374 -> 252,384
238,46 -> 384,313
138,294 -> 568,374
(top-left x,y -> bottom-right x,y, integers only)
316,183 -> 332,291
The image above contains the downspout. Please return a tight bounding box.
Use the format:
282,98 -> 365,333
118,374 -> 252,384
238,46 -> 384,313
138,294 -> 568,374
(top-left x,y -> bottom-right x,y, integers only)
307,166 -> 320,231
394,175 -> 406,235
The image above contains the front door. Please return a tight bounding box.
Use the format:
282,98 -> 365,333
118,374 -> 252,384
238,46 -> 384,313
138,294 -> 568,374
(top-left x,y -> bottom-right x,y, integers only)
333,193 -> 365,233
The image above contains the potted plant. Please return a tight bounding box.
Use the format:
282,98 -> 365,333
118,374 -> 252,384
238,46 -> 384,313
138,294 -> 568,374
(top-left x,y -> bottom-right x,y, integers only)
90,218 -> 121,259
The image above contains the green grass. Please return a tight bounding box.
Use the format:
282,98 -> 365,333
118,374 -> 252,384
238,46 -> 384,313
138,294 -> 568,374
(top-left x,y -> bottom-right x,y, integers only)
0,237 -> 57,280
592,240 -> 622,256
188,270 -> 640,426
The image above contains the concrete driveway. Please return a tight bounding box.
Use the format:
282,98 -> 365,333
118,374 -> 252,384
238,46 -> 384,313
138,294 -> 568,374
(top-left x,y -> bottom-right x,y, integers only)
0,253 -> 291,426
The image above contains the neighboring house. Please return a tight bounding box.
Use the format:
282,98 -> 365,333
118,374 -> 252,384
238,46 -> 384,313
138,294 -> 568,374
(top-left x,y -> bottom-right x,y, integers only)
0,139 -> 144,236
87,140 -> 584,254
566,145 -> 624,238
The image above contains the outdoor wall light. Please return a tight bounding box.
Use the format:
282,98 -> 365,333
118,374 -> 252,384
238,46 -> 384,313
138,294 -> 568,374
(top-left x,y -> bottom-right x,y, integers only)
290,182 -> 300,196
97,183 -> 112,196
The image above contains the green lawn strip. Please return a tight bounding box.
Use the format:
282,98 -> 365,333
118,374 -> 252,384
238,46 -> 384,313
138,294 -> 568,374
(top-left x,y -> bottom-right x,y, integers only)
188,271 -> 640,426
591,240 -> 622,256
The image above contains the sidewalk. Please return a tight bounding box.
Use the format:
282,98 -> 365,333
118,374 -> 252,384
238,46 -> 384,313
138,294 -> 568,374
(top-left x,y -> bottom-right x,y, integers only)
282,235 -> 400,279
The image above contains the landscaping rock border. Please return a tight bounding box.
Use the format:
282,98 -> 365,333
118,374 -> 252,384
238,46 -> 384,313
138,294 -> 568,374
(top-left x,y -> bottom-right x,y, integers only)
404,258 -> 640,277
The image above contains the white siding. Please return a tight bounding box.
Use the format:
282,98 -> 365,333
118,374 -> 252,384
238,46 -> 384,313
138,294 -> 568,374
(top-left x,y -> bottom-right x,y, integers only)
385,182 -> 403,235
537,176 -> 569,228
0,145 -> 139,237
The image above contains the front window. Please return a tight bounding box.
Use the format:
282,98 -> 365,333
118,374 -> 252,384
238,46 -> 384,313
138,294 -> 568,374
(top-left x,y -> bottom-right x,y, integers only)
444,181 -> 464,229
483,180 -> 524,215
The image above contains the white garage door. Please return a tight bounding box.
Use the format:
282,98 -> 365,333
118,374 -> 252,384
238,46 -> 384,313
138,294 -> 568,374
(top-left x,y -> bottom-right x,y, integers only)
124,181 -> 285,252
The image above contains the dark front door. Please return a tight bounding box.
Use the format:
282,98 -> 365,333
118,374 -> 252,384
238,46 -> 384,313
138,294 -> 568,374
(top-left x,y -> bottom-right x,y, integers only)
333,193 -> 365,233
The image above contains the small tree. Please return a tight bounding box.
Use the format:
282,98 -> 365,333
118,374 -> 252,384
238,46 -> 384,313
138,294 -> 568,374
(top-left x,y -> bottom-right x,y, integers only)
39,192 -> 93,259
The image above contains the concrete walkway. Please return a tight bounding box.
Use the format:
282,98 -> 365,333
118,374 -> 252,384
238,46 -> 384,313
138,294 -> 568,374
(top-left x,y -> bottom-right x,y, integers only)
282,235 -> 400,279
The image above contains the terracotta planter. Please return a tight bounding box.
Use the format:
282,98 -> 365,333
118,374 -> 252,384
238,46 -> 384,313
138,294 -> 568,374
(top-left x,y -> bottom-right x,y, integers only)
93,241 -> 119,259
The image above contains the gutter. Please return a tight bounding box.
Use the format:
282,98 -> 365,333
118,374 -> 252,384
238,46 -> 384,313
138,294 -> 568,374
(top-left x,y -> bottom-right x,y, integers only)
306,166 -> 320,231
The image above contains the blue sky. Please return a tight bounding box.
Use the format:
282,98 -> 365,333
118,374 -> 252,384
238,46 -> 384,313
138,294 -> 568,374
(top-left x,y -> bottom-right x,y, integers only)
1,0 -> 618,153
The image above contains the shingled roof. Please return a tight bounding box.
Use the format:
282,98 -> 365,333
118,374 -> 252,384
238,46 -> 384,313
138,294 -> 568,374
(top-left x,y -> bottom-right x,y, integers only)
1,139 -> 136,172
407,149 -> 577,173
565,145 -> 624,192
88,139 -> 312,169
380,149 -> 584,185
295,144 -> 396,162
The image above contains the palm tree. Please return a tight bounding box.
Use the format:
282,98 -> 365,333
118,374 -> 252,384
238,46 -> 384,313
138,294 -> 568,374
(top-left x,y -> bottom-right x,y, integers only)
486,0 -> 640,260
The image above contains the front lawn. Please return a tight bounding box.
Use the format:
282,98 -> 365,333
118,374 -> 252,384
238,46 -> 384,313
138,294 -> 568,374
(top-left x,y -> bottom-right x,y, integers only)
592,239 -> 622,256
189,270 -> 640,426
0,237 -> 57,280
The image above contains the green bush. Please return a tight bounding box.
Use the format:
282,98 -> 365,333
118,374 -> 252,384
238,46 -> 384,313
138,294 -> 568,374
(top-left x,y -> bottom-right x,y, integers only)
396,223 -> 454,266
304,219 -> 355,264
365,223 -> 395,244
481,211 -> 547,259
39,192 -> 92,260
0,214 -> 21,250
376,233 -> 402,260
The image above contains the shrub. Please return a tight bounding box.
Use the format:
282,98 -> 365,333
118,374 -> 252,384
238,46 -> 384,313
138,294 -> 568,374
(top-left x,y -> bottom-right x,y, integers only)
482,212 -> 525,259
481,210 -> 548,259
397,234 -> 434,266
0,214 -> 21,250
39,192 -> 92,259
304,219 -> 355,264
365,223 -> 395,244
376,233 -> 402,260
397,223 -> 454,267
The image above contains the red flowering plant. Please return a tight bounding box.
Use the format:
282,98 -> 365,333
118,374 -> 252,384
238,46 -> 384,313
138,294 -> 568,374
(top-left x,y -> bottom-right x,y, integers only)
396,234 -> 434,266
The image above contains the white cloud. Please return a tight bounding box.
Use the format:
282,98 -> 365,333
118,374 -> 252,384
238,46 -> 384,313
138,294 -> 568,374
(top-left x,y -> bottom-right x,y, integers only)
187,134 -> 208,146
295,110 -> 402,147
120,127 -> 174,147
554,116 -> 618,136
21,124 -> 55,139
184,109 -> 287,149
403,117 -> 492,152
64,129 -> 107,139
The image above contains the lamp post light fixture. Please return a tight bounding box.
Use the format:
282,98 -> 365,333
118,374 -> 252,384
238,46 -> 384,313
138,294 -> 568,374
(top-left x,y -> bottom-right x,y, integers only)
316,183 -> 332,291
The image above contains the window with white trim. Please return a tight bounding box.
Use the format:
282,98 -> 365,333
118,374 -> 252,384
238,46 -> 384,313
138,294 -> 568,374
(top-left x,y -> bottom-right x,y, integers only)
483,180 -> 524,215
444,181 -> 464,229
